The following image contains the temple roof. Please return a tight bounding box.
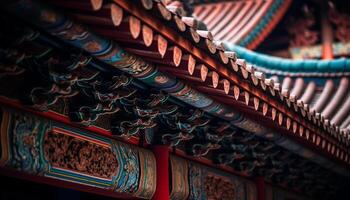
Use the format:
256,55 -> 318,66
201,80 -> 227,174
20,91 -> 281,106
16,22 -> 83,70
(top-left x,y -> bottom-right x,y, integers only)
194,0 -> 291,49
225,44 -> 350,135
2,0 -> 350,197
274,77 -> 350,133
4,0 -> 348,166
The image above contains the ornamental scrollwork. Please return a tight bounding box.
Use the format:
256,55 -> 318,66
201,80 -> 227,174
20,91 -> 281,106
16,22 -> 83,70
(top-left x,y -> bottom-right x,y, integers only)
44,130 -> 119,179
9,113 -> 49,173
69,73 -> 135,125
112,92 -> 178,138
160,109 -> 210,146
204,175 -> 235,200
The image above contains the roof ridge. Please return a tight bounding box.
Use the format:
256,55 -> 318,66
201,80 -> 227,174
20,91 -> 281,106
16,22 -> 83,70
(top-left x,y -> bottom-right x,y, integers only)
225,44 -> 350,76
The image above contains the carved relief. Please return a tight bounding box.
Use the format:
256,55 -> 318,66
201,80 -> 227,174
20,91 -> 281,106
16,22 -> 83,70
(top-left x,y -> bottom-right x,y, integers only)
0,18 -> 94,112
188,162 -> 203,200
8,112 -> 49,173
135,148 -> 157,199
188,161 -> 248,200
162,132 -> 194,146
190,143 -> 220,157
204,174 -> 235,200
112,141 -> 140,194
160,109 -> 209,146
0,110 -> 157,199
187,128 -> 234,157
69,73 -> 134,125
112,92 -> 178,138
44,128 -> 118,179
22,52 -> 90,111
170,156 -> 189,200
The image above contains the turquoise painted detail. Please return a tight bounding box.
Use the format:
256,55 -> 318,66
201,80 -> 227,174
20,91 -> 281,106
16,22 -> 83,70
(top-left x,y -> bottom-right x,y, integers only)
113,142 -> 140,194
225,44 -> 350,73
8,112 -> 50,173
0,110 -> 157,198
46,167 -> 114,187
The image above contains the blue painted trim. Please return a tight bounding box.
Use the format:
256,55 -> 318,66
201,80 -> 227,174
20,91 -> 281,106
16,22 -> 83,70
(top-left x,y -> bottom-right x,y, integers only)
225,44 -> 350,73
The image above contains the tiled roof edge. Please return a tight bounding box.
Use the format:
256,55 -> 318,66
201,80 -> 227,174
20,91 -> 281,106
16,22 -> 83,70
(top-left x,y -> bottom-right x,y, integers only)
238,0 -> 291,49
226,43 -> 350,76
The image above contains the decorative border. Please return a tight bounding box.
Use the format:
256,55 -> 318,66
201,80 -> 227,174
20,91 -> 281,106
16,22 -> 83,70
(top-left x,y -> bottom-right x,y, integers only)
0,108 -> 156,199
44,127 -> 118,188
169,155 -> 254,200
170,155 -> 189,200
290,42 -> 350,60
135,147 -> 157,198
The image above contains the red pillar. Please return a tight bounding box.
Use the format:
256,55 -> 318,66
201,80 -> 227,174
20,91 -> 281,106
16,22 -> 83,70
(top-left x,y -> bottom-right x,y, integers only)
321,2 -> 334,60
255,176 -> 266,200
152,145 -> 170,200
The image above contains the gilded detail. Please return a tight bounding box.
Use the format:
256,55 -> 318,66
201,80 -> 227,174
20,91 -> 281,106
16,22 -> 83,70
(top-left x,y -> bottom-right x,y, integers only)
44,130 -> 118,179
204,175 -> 235,200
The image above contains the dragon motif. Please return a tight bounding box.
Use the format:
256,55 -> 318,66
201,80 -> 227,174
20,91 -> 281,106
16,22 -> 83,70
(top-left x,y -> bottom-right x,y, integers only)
23,52 -> 90,111
112,92 -> 177,138
8,113 -> 49,173
162,132 -> 194,147
204,175 -> 235,200
70,74 -> 134,125
44,130 -> 118,179
160,109 -> 209,146
190,143 -> 221,157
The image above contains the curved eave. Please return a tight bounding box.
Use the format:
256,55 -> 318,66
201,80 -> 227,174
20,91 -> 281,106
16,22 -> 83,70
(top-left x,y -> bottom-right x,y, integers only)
194,0 -> 292,49
272,76 -> 350,135
225,44 -> 350,77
